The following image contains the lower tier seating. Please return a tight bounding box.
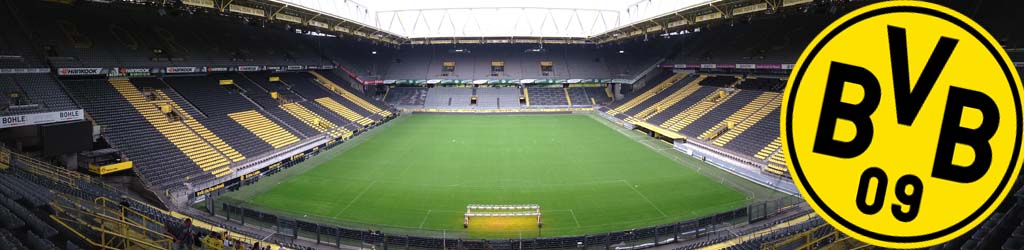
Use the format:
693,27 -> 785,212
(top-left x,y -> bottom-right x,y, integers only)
526,87 -> 568,106
384,87 -> 427,106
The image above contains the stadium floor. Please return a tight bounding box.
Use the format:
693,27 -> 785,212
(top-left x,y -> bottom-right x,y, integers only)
216,114 -> 785,238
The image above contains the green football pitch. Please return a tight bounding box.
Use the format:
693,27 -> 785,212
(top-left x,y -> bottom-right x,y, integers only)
218,114 -> 781,238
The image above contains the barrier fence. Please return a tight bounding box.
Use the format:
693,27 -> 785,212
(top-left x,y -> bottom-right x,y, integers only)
217,196 -> 804,250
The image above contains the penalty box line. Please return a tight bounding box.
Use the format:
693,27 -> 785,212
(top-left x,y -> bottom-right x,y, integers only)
622,180 -> 668,217
331,181 -> 377,219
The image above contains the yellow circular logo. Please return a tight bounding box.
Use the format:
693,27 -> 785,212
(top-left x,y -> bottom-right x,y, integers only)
782,1 -> 1023,248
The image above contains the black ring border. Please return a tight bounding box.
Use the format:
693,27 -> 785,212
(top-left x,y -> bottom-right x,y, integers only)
785,5 -> 1024,243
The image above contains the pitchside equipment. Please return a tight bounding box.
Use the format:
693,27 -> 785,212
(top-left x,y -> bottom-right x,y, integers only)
464,204 -> 542,228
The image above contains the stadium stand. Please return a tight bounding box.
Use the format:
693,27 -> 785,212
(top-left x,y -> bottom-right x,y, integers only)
384,87 -> 428,106
639,76 -> 707,122
475,87 -> 521,109
425,87 -> 474,108
566,87 -> 589,106
161,76 -> 279,158
583,87 -> 613,105
234,73 -> 320,138
696,92 -> 781,141
601,73 -> 793,182
0,0 -> 1018,249
66,79 -> 215,189
280,102 -> 351,139
381,44 -> 647,80
311,71 -> 393,116
228,111 -> 301,149
711,99 -> 780,148
607,73 -> 688,115
0,74 -> 79,115
0,146 -> 282,250
524,87 -> 568,106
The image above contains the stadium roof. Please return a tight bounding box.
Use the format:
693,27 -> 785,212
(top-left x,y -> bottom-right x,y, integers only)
188,0 -> 813,44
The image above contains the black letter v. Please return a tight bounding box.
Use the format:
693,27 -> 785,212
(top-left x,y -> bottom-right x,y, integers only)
889,25 -> 959,126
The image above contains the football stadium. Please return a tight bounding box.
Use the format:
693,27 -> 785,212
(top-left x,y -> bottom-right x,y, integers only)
0,0 -> 1021,249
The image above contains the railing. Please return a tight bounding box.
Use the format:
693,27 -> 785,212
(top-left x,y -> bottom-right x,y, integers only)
49,201 -> 174,250
94,196 -> 167,232
0,146 -> 115,191
4,146 -> 286,250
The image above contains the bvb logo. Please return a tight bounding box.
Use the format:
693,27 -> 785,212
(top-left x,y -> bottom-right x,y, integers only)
783,1 -> 1023,248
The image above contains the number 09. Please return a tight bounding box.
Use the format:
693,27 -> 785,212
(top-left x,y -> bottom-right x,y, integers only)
855,167 -> 924,222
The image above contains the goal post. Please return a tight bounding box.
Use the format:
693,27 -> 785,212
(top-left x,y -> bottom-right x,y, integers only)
464,204 -> 542,228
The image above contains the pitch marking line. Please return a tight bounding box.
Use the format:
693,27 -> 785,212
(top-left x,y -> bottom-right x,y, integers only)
418,210 -> 432,228
622,180 -> 668,217
569,209 -> 581,228
331,180 -> 377,218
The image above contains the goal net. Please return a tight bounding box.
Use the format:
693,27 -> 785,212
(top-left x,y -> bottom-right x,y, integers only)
464,204 -> 542,228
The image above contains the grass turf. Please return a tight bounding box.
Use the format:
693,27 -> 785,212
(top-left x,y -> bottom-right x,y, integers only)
226,114 -> 754,238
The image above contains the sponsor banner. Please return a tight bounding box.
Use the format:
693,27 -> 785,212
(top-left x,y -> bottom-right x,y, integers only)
568,79 -> 582,84
660,64 -> 676,68
287,65 -> 305,71
736,64 -> 757,69
108,67 -> 153,77
119,68 -> 151,74
207,67 -> 229,72
306,65 -> 321,70
266,66 -> 282,71
0,109 -> 85,129
0,68 -> 50,74
57,68 -> 104,76
364,80 -> 384,85
384,80 -> 397,84
426,79 -> 442,84
321,65 -> 336,70
663,63 -> 797,70
1015,62 -> 1023,68
237,65 -> 262,72
165,67 -> 198,74
755,64 -> 783,69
